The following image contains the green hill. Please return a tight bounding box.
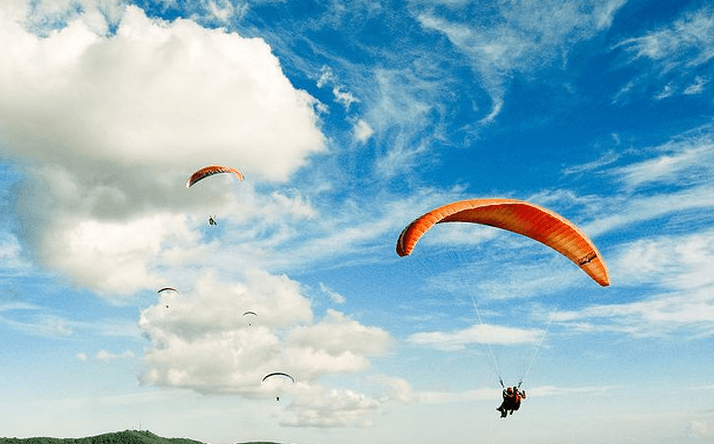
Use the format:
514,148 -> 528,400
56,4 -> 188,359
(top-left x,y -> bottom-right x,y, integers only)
0,430 -> 281,444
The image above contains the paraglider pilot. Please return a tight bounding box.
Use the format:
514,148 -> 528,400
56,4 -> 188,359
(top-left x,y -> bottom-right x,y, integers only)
496,386 -> 526,418
496,387 -> 512,418
208,216 -> 217,226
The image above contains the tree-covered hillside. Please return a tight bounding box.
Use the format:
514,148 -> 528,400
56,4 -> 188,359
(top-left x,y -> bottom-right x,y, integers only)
0,430 -> 281,444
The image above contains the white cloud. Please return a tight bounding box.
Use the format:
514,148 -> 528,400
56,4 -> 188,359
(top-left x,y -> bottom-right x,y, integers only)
94,349 -> 135,361
282,387 -> 379,428
616,6 -> 714,70
556,229 -> 714,338
139,272 -> 394,426
287,309 -> 391,357
409,323 -> 542,351
1,5 -> 324,178
0,233 -> 31,273
277,374 -> 414,428
353,119 -> 374,143
583,185 -> 714,238
611,231 -> 714,291
688,420 -> 714,438
654,83 -> 675,100
317,66 -> 334,88
333,86 -> 359,110
370,375 -> 417,404
319,282 -> 346,304
684,76 -> 708,95
364,68 -> 438,179
206,0 -> 237,22
40,212 -> 194,296
17,0 -> 126,35
610,129 -> 714,191
614,6 -> 714,100
416,0 -> 625,122
563,150 -> 620,176
572,124 -> 714,239
0,3 -> 325,297
314,66 -> 360,111
0,314 -> 74,337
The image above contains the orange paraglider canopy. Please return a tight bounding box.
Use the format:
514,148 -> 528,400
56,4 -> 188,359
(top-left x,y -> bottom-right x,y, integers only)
396,198 -> 610,286
186,165 -> 244,188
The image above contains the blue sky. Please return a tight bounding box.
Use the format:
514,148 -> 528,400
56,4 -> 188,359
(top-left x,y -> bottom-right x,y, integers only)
1,0 -> 713,443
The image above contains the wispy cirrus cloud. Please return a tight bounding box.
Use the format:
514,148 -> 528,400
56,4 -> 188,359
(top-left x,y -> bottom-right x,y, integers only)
0,313 -> 73,337
610,125 -> 714,191
93,349 -> 136,361
567,123 -> 714,238
414,0 -> 625,123
409,323 -> 542,350
614,5 -> 714,100
555,229 -> 714,338
616,6 -> 714,70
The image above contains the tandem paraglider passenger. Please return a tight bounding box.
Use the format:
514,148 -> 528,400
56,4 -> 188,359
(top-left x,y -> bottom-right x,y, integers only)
496,386 -> 526,418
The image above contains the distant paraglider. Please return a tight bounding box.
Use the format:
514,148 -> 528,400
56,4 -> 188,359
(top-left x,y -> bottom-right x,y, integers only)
243,310 -> 257,327
262,372 -> 295,401
396,198 -> 610,286
186,166 -> 243,226
186,165 -> 244,188
157,287 -> 178,308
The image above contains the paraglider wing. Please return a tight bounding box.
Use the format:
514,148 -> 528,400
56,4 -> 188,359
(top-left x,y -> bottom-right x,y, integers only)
396,198 -> 610,286
186,165 -> 244,188
157,287 -> 178,294
262,372 -> 295,384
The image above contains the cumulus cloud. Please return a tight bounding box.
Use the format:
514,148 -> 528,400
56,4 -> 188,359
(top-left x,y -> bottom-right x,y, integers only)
277,374 -> 415,428
1,5 -> 324,175
139,271 -> 396,426
39,212 -> 195,295
287,310 -> 391,364
0,3 -> 325,297
282,387 -> 380,428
